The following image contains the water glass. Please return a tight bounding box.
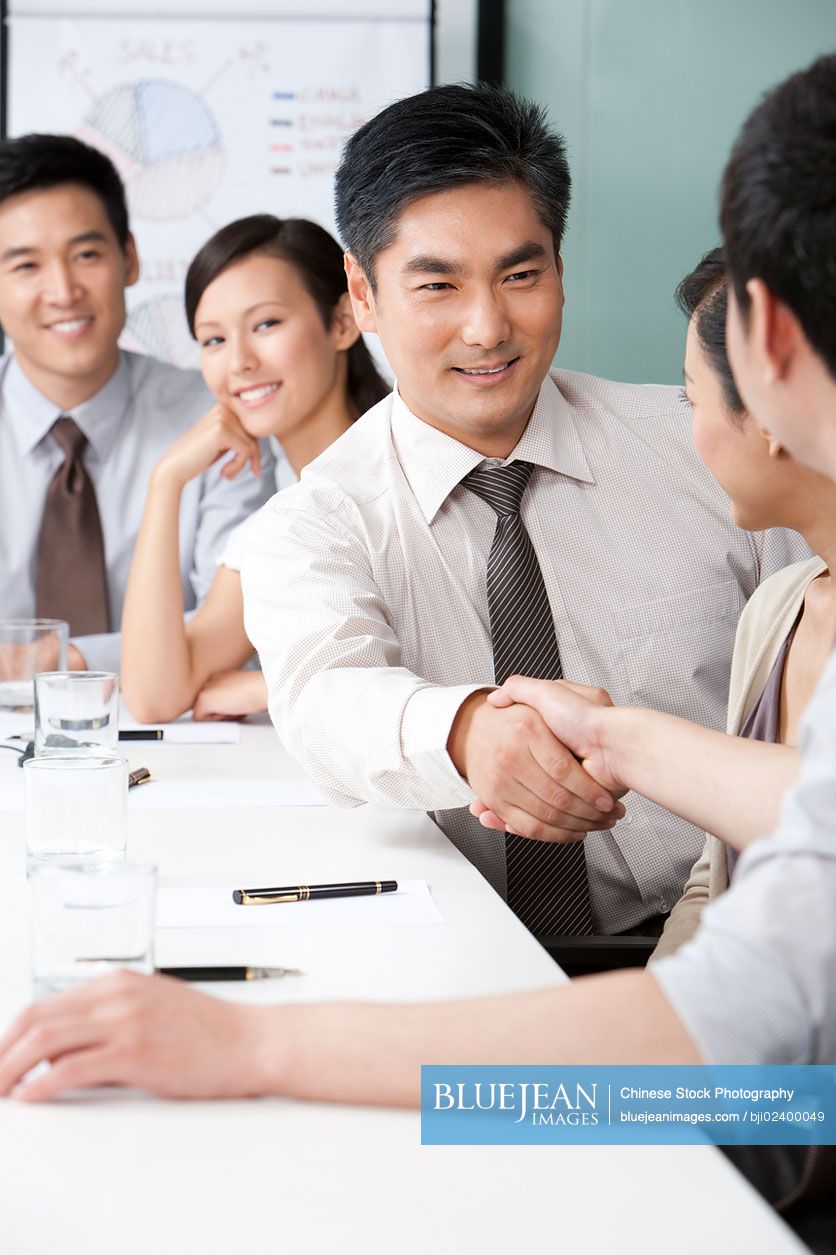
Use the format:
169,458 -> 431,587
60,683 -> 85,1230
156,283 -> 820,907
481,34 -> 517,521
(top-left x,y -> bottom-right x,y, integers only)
30,861 -> 156,998
0,619 -> 68,712
24,755 -> 128,872
34,671 -> 119,756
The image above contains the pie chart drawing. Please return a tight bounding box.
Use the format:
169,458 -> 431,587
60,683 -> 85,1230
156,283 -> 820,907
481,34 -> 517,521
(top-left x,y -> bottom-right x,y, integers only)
77,79 -> 224,222
122,293 -> 199,369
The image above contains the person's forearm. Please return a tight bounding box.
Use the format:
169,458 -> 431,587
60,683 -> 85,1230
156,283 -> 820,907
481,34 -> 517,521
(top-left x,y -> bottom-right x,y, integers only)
261,972 -> 700,1107
120,470 -> 197,722
607,708 -> 798,850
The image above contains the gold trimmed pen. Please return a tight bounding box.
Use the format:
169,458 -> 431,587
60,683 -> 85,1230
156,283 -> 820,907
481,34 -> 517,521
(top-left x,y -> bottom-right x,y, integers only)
233,879 -> 398,905
157,966 -> 303,981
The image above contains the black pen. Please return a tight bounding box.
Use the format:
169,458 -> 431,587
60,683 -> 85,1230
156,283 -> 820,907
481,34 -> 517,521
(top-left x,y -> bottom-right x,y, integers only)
233,879 -> 398,905
120,730 -> 163,741
157,965 -> 303,982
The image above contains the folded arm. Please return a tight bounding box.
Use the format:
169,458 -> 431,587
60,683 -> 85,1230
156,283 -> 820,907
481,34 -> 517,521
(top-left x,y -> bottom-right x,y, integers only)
120,407 -> 264,723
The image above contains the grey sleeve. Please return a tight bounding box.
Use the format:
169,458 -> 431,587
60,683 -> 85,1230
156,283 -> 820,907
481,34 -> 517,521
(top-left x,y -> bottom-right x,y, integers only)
652,847 -> 836,1064
188,439 -> 277,607
71,631 -> 122,675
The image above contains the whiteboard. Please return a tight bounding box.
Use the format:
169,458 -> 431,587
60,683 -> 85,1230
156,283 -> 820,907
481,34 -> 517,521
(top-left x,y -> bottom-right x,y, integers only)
7,9 -> 431,366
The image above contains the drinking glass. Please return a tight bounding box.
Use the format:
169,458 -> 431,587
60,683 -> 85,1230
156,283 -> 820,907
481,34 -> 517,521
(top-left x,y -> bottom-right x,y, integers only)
24,755 -> 128,872
34,671 -> 119,756
29,861 -> 156,998
0,619 -> 68,713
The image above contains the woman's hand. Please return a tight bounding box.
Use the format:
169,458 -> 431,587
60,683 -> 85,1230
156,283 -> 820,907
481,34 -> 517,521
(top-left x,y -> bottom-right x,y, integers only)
192,669 -> 268,721
469,679 -> 628,831
152,404 -> 262,491
0,971 -> 278,1101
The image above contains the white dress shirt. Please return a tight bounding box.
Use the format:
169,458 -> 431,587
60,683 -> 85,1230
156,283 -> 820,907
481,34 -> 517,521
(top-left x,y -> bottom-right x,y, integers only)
0,351 -> 275,673
242,370 -> 809,932
654,645 -> 836,1063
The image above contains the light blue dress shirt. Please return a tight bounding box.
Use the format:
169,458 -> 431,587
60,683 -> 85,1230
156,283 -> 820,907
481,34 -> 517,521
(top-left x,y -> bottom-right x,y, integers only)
0,351 -> 275,673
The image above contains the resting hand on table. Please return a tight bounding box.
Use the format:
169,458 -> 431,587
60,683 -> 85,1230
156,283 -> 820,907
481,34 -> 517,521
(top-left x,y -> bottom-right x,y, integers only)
469,679 -> 628,832
0,970 -> 275,1102
193,669 -> 268,721
448,688 -> 625,842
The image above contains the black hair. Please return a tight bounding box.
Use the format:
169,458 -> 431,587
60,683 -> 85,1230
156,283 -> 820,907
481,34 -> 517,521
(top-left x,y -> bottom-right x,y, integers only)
334,82 -> 571,282
185,214 -> 389,417
0,133 -> 130,248
676,248 -> 744,417
720,53 -> 836,379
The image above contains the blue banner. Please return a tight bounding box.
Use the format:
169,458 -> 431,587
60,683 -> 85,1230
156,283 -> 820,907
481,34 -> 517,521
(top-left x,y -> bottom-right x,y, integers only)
421,1066 -> 836,1145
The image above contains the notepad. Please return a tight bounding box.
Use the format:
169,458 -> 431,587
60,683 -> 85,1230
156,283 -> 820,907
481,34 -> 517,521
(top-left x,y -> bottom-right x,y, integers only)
156,879 -> 443,928
129,776 -> 327,810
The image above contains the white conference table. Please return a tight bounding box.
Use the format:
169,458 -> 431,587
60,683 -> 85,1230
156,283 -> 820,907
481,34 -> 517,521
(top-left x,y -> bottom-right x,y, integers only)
0,721 -> 804,1255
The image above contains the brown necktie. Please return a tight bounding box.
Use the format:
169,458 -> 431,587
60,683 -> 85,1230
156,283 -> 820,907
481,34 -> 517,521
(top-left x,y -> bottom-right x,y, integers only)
36,417 -> 110,637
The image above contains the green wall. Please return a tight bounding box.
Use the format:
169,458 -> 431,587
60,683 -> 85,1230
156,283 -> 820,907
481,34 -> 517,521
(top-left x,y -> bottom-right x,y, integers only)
506,1 -> 836,384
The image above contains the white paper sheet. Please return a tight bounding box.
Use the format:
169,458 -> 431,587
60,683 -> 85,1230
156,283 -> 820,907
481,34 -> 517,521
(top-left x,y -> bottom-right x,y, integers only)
129,776 -> 326,810
156,879 -> 443,928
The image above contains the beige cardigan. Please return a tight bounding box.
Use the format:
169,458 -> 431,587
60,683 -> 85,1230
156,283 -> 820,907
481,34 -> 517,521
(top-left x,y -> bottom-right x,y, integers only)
651,555 -> 827,962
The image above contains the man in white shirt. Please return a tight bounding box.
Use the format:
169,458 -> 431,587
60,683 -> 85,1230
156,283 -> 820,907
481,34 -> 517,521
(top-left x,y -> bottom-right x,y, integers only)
240,84 -> 805,938
0,133 -> 273,674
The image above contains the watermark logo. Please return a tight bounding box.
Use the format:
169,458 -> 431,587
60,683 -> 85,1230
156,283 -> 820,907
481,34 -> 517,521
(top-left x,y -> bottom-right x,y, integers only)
421,1066 -> 836,1146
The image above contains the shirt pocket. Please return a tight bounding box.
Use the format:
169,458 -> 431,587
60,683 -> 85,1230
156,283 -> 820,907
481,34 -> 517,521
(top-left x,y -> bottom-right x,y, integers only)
611,578 -> 745,727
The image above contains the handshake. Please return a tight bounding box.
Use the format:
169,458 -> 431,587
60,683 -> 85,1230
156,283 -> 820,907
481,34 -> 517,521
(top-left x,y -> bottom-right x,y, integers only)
447,677 -> 630,843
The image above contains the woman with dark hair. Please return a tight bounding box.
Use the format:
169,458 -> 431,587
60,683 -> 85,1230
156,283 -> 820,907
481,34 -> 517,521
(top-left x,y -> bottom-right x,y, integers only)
652,248 -> 836,957
121,215 -> 388,722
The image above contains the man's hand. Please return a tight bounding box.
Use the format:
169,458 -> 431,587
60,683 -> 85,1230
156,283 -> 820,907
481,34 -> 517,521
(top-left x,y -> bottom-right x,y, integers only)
0,971 -> 277,1102
193,669 -> 267,721
447,690 -> 625,842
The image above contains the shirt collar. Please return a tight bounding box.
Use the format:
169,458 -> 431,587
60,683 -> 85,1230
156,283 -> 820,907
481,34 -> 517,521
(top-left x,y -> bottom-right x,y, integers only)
2,352 -> 132,461
390,373 -> 595,524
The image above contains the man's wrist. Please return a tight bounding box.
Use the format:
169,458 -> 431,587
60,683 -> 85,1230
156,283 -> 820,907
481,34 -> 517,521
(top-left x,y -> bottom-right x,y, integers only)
446,689 -> 492,780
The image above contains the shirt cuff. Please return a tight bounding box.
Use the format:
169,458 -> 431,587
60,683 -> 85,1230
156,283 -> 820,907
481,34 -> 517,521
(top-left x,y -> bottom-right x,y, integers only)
400,682 -> 491,806
69,631 -> 121,675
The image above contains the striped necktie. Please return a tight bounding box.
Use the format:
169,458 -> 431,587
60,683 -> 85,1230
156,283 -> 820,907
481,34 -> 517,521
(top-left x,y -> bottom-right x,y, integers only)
36,417 -> 111,637
462,460 -> 593,936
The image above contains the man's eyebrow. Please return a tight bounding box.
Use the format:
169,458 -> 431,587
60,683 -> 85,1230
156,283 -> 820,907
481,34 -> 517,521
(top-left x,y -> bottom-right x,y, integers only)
68,230 -> 110,247
0,245 -> 36,263
496,242 -> 548,271
402,255 -> 461,276
1,230 -> 111,264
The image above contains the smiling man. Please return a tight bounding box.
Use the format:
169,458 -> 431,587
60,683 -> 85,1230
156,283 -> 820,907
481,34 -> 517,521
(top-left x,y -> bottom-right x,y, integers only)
241,84 -> 806,941
0,134 -> 272,673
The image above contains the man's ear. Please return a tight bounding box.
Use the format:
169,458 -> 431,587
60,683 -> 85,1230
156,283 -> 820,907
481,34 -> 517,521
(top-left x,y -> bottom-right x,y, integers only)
331,291 -> 361,351
344,252 -> 377,333
124,234 -> 140,288
746,277 -> 806,385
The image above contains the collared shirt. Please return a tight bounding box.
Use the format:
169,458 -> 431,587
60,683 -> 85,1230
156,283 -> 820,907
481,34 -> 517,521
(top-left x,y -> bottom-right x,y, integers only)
654,645 -> 836,1063
242,370 -> 810,932
0,351 -> 275,673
